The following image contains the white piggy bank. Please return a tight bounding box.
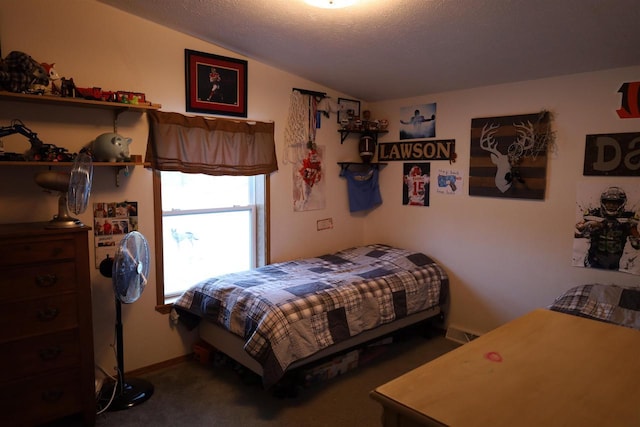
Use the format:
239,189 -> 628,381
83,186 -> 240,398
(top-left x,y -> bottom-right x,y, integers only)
92,132 -> 132,162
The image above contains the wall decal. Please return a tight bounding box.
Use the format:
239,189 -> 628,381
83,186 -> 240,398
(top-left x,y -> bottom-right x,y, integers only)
403,163 -> 430,206
617,81 -> 640,118
469,111 -> 553,200
583,132 -> 640,176
399,103 -> 436,140
573,181 -> 640,275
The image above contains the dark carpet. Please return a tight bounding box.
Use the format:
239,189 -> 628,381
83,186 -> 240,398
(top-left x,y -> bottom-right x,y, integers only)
93,332 -> 458,427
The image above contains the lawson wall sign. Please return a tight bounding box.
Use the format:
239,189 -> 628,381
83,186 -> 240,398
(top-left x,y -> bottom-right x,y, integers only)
378,139 -> 455,161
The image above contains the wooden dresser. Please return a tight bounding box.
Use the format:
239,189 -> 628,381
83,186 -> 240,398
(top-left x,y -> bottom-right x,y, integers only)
0,223 -> 95,426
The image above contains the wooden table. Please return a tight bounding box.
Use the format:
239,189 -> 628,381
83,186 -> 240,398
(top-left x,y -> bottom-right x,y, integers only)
370,309 -> 640,427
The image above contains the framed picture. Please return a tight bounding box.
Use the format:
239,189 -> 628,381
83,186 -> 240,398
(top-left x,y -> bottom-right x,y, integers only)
185,49 -> 248,117
337,98 -> 360,124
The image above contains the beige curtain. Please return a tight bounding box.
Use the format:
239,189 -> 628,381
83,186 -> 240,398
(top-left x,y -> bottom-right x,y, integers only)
146,110 -> 278,176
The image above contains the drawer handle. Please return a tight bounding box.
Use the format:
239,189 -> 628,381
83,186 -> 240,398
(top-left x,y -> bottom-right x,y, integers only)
37,307 -> 60,321
39,346 -> 62,361
36,274 -> 58,288
41,390 -> 64,403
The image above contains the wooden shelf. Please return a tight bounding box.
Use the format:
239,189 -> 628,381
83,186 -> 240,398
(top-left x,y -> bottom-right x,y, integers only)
338,129 -> 388,144
0,91 -> 161,112
338,161 -> 387,172
0,161 -> 149,167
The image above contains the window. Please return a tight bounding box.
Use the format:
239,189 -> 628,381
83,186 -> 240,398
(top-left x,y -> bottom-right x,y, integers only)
154,171 -> 268,311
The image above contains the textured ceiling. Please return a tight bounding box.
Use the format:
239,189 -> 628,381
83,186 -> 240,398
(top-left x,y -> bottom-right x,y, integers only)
98,0 -> 640,102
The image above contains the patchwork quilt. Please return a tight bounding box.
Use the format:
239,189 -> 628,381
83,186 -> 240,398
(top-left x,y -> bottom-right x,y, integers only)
549,283 -> 640,330
173,244 -> 448,387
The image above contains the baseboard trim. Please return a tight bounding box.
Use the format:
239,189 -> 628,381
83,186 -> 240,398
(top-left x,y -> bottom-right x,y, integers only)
126,354 -> 193,377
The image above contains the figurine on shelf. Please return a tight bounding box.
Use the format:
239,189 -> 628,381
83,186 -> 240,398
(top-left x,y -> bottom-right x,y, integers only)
59,77 -> 77,97
40,63 -> 61,95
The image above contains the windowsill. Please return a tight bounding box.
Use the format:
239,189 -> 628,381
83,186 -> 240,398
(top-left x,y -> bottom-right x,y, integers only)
155,302 -> 174,314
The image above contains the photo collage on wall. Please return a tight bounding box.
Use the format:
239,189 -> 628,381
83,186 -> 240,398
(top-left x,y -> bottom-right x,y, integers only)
93,201 -> 138,268
395,102 -> 462,206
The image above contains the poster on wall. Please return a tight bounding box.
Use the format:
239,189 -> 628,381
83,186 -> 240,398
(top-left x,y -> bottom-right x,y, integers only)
436,168 -> 463,195
403,163 -> 430,206
469,112 -> 553,200
399,103 -> 436,140
293,145 -> 326,212
573,181 -> 640,275
93,201 -> 139,268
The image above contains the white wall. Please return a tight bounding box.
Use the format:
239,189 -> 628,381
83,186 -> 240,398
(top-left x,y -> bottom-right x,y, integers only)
0,0 -> 365,372
367,67 -> 640,333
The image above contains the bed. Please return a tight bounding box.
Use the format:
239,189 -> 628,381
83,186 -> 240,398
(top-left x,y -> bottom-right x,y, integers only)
172,244 -> 449,387
548,282 -> 640,330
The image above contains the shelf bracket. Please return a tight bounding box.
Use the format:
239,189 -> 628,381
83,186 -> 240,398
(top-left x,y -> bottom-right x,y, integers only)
114,165 -> 131,187
112,108 -> 129,134
338,162 -> 387,173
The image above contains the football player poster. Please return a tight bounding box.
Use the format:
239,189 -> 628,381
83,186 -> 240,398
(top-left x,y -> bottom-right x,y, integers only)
403,163 -> 430,206
573,181 -> 640,275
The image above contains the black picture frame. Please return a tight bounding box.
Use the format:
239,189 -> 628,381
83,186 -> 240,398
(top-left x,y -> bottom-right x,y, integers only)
185,49 -> 247,117
337,98 -> 361,124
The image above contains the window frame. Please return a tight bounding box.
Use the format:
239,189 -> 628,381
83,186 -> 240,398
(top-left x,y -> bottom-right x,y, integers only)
152,170 -> 270,314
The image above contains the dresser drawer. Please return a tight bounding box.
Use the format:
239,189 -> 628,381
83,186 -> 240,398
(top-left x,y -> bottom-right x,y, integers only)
0,294 -> 79,342
0,237 -> 76,267
0,262 -> 78,302
0,329 -> 81,382
0,368 -> 83,427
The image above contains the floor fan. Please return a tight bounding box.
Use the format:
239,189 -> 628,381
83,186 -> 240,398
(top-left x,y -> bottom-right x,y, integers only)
99,231 -> 154,411
34,152 -> 93,228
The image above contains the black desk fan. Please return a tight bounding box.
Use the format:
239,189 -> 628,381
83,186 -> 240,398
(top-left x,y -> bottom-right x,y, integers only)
98,231 -> 154,411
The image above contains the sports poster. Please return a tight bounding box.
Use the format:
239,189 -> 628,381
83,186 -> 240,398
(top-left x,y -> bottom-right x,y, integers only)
403,163 -> 430,206
93,201 -> 139,268
573,181 -> 640,275
399,103 -> 436,140
293,145 -> 326,212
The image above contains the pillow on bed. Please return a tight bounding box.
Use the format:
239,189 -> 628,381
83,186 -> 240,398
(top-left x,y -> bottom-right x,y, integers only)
549,283 -> 640,330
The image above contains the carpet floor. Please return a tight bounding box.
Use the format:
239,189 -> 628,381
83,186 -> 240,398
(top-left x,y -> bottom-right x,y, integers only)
92,332 -> 458,427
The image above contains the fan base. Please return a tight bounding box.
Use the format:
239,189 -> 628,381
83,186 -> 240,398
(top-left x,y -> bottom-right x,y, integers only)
99,377 -> 154,411
45,217 -> 85,229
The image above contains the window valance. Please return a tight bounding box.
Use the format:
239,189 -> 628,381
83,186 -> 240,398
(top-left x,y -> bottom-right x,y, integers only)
145,110 -> 278,176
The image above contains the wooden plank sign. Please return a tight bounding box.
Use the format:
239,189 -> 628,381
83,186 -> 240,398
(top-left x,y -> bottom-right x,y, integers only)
583,132 -> 640,176
378,140 -> 455,161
